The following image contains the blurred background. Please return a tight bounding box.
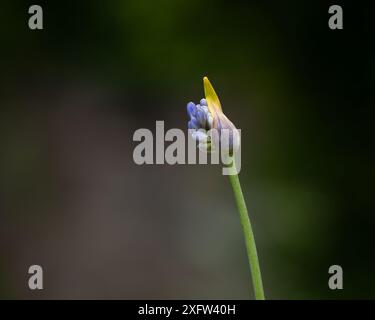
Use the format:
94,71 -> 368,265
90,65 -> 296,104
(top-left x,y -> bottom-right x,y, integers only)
0,0 -> 373,299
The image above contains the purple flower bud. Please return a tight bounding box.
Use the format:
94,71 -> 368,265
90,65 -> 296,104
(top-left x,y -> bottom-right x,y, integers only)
187,102 -> 196,117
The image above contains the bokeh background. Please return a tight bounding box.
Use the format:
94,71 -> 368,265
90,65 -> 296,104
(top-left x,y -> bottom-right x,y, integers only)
0,0 -> 373,299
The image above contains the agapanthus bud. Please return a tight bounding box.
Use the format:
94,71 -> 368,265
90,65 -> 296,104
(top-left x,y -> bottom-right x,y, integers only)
186,77 -> 240,155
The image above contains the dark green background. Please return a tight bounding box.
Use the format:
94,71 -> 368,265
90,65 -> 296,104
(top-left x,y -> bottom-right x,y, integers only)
0,0 -> 373,299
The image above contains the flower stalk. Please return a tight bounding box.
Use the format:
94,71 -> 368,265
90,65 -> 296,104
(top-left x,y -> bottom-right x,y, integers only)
186,76 -> 265,299
228,162 -> 265,300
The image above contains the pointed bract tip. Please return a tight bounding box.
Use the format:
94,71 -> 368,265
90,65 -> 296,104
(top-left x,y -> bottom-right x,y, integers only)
203,76 -> 222,114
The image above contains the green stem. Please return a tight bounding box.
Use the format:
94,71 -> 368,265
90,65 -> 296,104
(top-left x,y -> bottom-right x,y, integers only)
228,171 -> 265,300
